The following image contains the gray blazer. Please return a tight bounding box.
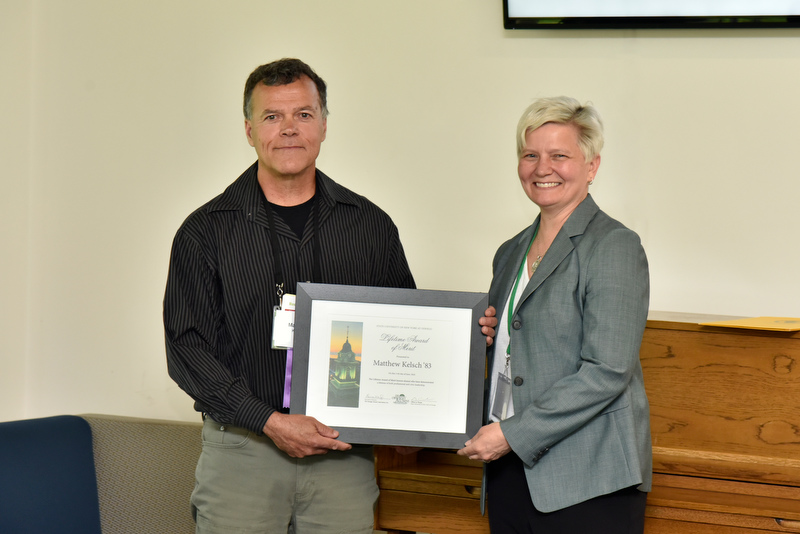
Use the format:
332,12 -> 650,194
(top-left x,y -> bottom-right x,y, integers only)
489,194 -> 652,513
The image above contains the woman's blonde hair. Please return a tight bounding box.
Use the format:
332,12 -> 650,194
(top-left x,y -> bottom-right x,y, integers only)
516,96 -> 604,161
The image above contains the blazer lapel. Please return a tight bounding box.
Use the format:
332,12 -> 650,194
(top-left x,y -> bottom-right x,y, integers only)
515,233 -> 572,313
514,194 -> 600,313
492,221 -> 538,311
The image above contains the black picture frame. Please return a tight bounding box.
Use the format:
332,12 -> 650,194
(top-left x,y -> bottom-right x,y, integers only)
290,283 -> 488,449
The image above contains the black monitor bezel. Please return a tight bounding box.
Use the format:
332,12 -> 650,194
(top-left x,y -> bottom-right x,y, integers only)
503,2 -> 800,30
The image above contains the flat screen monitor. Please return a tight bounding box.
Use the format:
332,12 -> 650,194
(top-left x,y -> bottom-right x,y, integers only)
504,0 -> 800,29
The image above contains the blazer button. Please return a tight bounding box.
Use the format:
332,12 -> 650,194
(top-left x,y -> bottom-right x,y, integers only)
512,320 -> 522,330
513,376 -> 524,386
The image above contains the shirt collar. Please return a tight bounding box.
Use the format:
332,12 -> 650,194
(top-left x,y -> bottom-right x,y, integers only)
206,161 -> 362,220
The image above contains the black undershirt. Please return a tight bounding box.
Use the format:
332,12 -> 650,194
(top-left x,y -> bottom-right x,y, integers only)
268,196 -> 314,239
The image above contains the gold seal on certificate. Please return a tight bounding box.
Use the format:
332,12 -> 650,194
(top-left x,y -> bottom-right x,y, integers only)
290,283 -> 488,449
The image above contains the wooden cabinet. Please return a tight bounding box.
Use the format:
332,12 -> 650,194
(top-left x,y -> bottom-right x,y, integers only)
374,312 -> 800,533
641,312 -> 800,532
646,473 -> 800,533
375,448 -> 488,534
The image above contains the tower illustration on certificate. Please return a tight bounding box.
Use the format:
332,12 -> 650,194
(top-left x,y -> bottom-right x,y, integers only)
327,321 -> 363,408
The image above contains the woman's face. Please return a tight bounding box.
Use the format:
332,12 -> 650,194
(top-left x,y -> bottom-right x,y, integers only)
518,122 -> 600,216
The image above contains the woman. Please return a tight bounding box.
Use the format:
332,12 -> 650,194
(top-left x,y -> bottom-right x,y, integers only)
458,97 -> 651,533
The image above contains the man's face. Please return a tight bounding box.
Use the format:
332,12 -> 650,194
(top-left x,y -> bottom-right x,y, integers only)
245,76 -> 327,182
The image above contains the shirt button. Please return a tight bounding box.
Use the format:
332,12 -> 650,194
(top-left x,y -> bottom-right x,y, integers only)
512,320 -> 522,330
514,377 -> 524,386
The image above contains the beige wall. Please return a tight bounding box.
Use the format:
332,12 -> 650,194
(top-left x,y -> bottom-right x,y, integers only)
2,0 -> 799,422
1,2 -> 32,422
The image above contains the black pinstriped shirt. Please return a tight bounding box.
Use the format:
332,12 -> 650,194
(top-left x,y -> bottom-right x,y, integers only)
164,162 -> 415,434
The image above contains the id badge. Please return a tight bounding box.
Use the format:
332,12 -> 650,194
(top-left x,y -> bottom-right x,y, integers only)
491,373 -> 513,421
271,293 -> 296,350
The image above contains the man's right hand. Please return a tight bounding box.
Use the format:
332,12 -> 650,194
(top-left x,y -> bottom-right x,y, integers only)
263,412 -> 352,458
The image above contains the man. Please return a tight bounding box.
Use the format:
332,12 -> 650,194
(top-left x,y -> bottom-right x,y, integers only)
164,58 -> 495,533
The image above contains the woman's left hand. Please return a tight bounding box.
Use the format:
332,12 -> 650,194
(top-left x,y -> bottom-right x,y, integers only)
457,422 -> 511,463
480,306 -> 498,347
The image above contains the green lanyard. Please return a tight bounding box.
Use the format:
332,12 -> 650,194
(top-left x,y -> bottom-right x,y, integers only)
506,227 -> 538,362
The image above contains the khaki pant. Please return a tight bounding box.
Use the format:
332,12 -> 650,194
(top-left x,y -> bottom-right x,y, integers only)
192,418 -> 378,534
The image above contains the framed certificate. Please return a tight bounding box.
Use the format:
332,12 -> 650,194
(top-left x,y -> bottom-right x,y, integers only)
290,282 -> 488,449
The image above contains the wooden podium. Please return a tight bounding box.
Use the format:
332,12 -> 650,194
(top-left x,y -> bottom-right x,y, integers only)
374,312 -> 800,533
